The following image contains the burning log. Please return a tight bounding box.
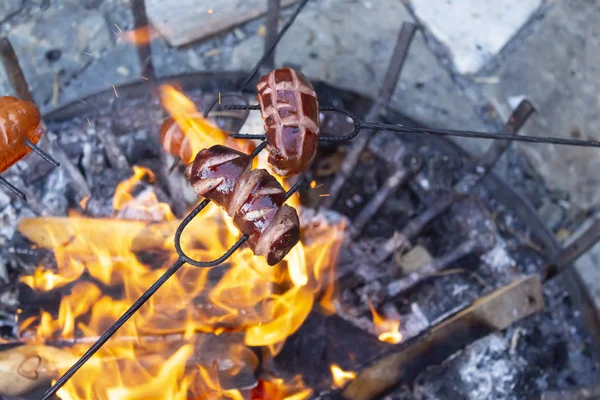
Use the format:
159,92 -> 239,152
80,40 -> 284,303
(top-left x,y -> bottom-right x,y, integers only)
339,275 -> 544,400
376,100 -> 535,263
17,217 -> 180,255
0,344 -> 72,397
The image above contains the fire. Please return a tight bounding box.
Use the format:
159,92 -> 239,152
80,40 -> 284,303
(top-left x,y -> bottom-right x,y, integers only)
120,26 -> 160,45
251,376 -> 312,400
330,364 -> 356,388
16,87 -> 345,400
369,302 -> 403,344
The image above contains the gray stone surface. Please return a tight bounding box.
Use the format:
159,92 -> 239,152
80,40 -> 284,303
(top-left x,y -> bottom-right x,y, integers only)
480,0 -> 600,209
230,0 -> 490,155
8,6 -> 112,108
0,0 -> 23,23
409,0 -> 542,74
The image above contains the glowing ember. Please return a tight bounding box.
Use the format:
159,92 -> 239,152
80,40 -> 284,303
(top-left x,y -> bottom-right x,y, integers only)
250,376 -> 312,400
369,302 -> 403,344
330,364 -> 356,388
16,88 -> 345,400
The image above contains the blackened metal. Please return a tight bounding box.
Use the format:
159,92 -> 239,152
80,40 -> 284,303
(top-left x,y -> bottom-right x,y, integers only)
242,0 -> 311,89
0,37 -> 34,103
378,100 -> 535,263
25,139 -> 60,167
543,217 -> 600,281
0,176 -> 26,201
131,0 -> 156,81
264,0 -> 281,71
351,154 -> 423,238
322,22 -> 417,209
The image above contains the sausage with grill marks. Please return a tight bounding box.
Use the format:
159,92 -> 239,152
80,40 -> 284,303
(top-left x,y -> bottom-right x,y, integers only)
256,68 -> 320,177
0,96 -> 43,174
185,145 -> 300,265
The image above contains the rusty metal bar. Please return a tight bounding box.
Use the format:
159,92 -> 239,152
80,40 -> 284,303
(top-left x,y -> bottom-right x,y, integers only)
322,22 -> 417,208
131,0 -> 156,81
264,0 -> 281,72
0,37 -> 34,102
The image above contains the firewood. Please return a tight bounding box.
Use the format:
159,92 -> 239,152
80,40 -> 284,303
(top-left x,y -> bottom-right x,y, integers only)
340,275 -> 544,400
17,217 -> 180,254
0,344 -> 74,397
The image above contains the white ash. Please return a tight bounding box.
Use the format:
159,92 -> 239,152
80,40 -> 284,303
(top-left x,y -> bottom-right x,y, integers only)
413,333 -> 528,400
481,239 -> 516,278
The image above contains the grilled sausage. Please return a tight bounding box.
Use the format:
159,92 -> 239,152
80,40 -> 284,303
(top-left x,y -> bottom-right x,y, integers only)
160,117 -> 194,164
160,117 -> 255,164
0,96 -> 43,174
256,68 -> 320,177
185,145 -> 300,265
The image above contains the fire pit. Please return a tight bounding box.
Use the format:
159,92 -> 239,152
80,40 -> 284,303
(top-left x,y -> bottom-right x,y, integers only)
0,1 -> 599,399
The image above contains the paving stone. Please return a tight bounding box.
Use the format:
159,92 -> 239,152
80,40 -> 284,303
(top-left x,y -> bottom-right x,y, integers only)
8,6 -> 113,108
481,0 -> 600,209
409,0 -> 542,74
230,0 -> 490,155
0,0 -> 23,23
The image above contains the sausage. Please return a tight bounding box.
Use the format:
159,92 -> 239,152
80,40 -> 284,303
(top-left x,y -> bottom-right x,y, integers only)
160,117 -> 194,164
185,145 -> 300,265
0,96 -> 43,174
160,117 -> 255,164
256,68 -> 320,177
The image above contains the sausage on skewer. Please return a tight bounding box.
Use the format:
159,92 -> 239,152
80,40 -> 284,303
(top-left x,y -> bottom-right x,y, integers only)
0,96 -> 44,174
185,145 -> 300,265
256,67 -> 320,177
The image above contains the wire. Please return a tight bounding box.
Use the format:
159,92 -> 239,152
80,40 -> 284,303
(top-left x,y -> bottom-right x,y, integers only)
223,104 -> 600,149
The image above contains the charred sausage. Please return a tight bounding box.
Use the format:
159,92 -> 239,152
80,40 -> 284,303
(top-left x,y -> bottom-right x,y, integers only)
0,96 -> 43,174
256,68 -> 320,177
185,145 -> 300,265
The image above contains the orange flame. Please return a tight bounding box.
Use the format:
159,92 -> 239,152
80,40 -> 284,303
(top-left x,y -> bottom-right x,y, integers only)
121,26 -> 160,45
330,364 -> 356,388
251,376 -> 312,400
369,302 -> 403,344
16,89 -> 345,400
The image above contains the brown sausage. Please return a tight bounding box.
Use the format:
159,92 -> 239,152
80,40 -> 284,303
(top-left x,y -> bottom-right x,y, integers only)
160,117 -> 194,164
185,145 -> 300,265
0,96 -> 43,174
160,117 -> 255,164
256,68 -> 320,177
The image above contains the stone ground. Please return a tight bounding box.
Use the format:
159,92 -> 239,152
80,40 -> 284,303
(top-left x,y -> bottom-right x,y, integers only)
0,0 -> 599,348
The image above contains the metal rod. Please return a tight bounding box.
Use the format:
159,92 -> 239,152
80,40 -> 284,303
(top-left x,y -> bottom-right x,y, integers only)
131,0 -> 156,81
351,154 -> 423,238
378,100 -> 536,263
0,176 -> 26,201
0,37 -> 34,102
25,139 -> 60,167
264,0 -> 281,71
242,0 -> 311,89
40,258 -> 186,400
321,22 -> 417,209
543,217 -> 600,280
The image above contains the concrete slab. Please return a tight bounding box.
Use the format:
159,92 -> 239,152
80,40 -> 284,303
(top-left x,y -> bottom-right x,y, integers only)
480,0 -> 600,209
409,0 -> 542,74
